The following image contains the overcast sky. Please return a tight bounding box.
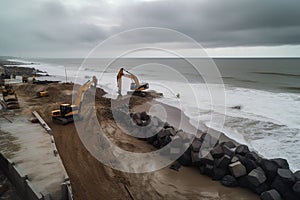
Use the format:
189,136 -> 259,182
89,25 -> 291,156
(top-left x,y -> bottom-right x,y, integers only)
0,0 -> 300,57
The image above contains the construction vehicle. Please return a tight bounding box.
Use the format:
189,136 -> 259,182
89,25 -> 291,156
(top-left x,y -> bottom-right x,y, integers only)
117,68 -> 149,95
51,76 -> 97,125
36,90 -> 49,97
1,85 -> 14,96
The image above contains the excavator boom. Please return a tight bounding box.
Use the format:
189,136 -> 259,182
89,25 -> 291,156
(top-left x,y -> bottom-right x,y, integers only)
73,76 -> 98,108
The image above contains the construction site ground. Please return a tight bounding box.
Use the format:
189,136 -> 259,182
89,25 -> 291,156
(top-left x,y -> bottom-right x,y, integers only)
4,83 -> 258,200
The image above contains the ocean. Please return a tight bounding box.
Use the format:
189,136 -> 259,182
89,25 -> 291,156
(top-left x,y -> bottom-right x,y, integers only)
8,57 -> 300,170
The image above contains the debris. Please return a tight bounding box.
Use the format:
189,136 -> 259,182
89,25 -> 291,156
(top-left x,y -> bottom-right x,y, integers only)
169,162 -> 181,171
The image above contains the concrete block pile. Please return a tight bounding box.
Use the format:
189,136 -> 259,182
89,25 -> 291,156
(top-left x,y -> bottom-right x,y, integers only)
123,111 -> 300,200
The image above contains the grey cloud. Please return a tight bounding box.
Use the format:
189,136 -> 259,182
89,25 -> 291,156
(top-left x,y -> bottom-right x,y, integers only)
115,0 -> 300,47
0,0 -> 299,57
0,0 -> 107,57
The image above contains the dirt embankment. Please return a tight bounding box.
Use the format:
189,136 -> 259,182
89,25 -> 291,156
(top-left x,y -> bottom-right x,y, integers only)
12,83 -> 258,200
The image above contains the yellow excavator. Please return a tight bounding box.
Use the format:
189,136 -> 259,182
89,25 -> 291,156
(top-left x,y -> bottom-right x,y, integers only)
51,76 -> 98,125
117,68 -> 149,95
37,90 -> 49,97
1,85 -> 14,96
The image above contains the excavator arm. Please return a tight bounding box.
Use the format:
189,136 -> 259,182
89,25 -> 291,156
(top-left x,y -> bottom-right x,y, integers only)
117,68 -> 148,95
73,76 -> 98,108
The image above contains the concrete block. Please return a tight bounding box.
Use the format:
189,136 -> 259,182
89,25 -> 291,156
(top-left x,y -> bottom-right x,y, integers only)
216,155 -> 231,169
229,161 -> 247,178
235,145 -> 250,156
191,151 -> 201,163
260,189 -> 282,200
221,175 -> 238,187
277,168 -> 296,184
248,167 -> 267,187
191,138 -> 202,152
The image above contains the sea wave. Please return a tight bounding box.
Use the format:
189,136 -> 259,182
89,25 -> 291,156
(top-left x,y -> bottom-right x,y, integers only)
252,71 -> 300,77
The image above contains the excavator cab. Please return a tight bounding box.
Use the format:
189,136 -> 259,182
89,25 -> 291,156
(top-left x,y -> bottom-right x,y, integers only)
130,82 -> 149,91
130,82 -> 136,90
60,104 -> 72,116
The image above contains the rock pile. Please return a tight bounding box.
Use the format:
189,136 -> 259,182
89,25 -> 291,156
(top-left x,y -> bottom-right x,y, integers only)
125,111 -> 300,200
0,170 -> 20,199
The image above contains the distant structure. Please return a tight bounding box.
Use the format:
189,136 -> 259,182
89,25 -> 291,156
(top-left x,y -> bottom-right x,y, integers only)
0,66 -> 4,86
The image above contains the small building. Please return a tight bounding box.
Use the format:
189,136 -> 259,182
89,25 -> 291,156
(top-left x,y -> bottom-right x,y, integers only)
0,66 -> 4,75
0,66 -> 4,86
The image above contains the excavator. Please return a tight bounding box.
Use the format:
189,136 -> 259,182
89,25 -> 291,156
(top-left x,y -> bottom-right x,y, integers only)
117,68 -> 149,96
51,76 -> 98,125
1,85 -> 14,96
36,90 -> 49,97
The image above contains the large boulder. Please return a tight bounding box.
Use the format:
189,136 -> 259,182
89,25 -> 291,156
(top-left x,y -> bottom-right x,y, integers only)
221,175 -> 238,187
260,159 -> 279,182
223,141 -> 236,149
245,151 -> 260,162
222,145 -> 235,157
157,130 -> 172,148
140,111 -> 150,121
237,175 -> 269,194
191,151 -> 201,163
229,161 -> 247,178
200,133 -> 219,150
271,176 -> 290,194
253,183 -> 270,195
210,144 -> 224,159
199,164 -> 214,176
271,158 -> 289,169
215,155 -> 231,169
260,189 -> 282,200
235,145 -> 250,156
199,151 -> 214,165
163,121 -> 172,129
248,167 -> 267,187
294,170 -> 300,181
231,156 -> 239,163
236,155 -> 257,173
178,150 -> 192,166
159,135 -> 172,148
147,134 -> 157,144
191,138 -> 202,152
294,181 -> 300,195
277,168 -> 296,185
132,112 -> 141,121
212,167 -> 227,180
282,189 -> 298,200
157,129 -> 168,140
